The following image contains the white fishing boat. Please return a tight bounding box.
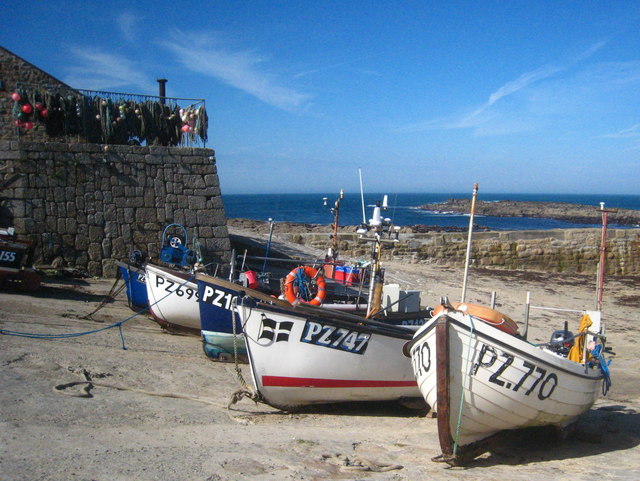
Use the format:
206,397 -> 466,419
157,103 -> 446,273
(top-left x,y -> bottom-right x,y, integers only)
231,193 -> 433,409
406,303 -> 608,463
145,262 -> 201,334
237,297 -> 423,410
405,190 -> 613,464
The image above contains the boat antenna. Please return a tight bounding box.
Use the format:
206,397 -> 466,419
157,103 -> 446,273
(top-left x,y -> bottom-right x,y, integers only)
324,189 -> 344,261
357,195 -> 398,318
460,183 -> 478,303
358,168 -> 366,224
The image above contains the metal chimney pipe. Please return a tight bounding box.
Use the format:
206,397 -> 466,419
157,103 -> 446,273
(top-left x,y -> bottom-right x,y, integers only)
157,78 -> 168,104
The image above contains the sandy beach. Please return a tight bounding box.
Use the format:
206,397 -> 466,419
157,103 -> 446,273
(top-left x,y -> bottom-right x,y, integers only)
1,229 -> 639,480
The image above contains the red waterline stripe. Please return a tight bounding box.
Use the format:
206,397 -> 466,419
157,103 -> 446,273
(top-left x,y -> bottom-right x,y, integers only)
262,376 -> 417,388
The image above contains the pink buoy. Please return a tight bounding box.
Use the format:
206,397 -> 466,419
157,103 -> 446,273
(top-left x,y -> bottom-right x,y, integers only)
181,124 -> 190,133
11,92 -> 21,101
244,270 -> 259,289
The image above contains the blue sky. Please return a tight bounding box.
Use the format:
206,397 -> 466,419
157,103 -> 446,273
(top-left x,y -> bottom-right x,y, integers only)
1,1 -> 639,195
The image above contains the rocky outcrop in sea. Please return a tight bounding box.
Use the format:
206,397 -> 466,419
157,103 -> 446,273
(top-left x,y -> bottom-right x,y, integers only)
420,199 -> 640,226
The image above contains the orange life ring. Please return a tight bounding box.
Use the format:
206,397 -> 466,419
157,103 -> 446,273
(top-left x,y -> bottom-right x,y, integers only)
283,266 -> 326,306
433,302 -> 519,336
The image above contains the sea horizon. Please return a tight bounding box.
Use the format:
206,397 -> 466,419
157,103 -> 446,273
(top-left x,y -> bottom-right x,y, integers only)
222,192 -> 640,231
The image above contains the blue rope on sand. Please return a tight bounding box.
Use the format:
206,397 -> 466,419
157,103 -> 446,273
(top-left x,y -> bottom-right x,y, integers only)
0,274 -> 195,350
0,308 -> 145,349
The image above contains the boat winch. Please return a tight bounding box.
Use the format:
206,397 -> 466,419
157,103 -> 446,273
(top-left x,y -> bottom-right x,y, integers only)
159,224 -> 197,268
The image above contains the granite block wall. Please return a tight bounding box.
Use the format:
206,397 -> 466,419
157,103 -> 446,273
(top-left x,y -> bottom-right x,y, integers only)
0,141 -> 231,277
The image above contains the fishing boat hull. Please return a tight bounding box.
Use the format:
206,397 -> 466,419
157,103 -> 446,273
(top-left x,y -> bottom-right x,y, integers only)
116,262 -> 148,311
238,298 -> 422,410
195,272 -> 430,361
407,309 -> 604,460
196,273 -> 282,360
145,263 -> 200,334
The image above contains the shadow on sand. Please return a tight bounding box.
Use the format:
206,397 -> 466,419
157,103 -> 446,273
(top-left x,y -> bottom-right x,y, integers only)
30,278 -> 109,304
466,404 -> 640,467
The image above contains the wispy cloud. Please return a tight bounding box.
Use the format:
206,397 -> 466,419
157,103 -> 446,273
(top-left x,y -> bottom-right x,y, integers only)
604,123 -> 640,138
64,47 -> 150,91
161,30 -> 312,111
293,55 -> 375,79
117,12 -> 137,43
397,41 -> 609,135
456,64 -> 562,128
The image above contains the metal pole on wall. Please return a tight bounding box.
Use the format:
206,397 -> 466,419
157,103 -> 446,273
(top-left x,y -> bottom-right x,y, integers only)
461,183 -> 478,303
157,78 -> 167,105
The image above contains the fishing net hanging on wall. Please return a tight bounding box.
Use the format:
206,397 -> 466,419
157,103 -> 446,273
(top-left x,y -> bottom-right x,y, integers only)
10,86 -> 208,147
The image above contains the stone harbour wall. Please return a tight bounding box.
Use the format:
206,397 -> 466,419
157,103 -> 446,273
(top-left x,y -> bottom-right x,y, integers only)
0,141 -> 231,277
280,228 -> 640,276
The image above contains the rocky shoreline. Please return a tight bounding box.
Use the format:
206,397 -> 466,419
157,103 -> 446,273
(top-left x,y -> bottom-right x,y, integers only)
229,200 -> 640,235
227,218 -> 483,234
420,199 -> 640,226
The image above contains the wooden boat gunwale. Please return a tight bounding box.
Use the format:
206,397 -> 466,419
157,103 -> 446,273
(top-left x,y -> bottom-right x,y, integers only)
239,296 -> 417,341
410,311 -> 605,381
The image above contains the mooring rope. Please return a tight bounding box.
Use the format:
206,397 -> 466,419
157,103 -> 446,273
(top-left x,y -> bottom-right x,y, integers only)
52,365 -> 257,424
0,274 -> 196,350
82,268 -> 126,320
227,296 -> 261,408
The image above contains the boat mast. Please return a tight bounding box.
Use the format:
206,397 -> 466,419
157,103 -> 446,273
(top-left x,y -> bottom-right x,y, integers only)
596,202 -> 616,311
261,218 -> 275,274
460,183 -> 478,303
359,168 -> 367,225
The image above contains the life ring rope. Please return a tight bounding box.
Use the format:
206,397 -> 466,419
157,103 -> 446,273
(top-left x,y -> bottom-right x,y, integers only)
283,266 -> 326,306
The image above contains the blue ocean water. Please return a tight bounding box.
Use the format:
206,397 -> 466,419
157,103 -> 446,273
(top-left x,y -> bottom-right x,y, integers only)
222,192 -> 640,231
